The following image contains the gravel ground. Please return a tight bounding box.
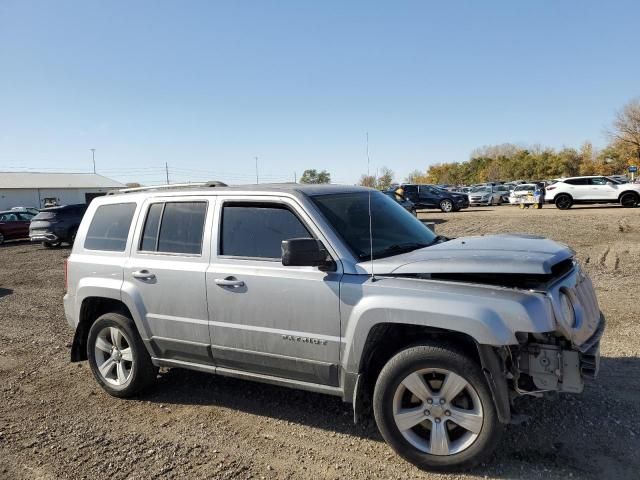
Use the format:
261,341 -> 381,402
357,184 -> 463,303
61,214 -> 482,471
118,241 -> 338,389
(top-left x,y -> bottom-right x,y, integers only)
0,204 -> 639,480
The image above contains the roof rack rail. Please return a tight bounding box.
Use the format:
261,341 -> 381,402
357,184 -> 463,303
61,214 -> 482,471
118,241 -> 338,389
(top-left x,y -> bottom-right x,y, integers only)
108,181 -> 228,195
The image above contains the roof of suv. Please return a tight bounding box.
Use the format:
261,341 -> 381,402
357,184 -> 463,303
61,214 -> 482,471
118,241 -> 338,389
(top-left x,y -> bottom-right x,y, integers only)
107,183 -> 369,199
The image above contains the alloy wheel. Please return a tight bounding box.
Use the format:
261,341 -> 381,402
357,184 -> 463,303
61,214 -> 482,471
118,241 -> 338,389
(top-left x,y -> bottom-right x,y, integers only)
93,326 -> 134,386
440,200 -> 453,213
392,368 -> 483,456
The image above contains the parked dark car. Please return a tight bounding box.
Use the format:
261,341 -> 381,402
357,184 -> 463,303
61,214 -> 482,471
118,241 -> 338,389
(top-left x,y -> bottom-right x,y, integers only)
29,204 -> 88,247
0,210 -> 35,245
401,184 -> 469,212
383,190 -> 417,216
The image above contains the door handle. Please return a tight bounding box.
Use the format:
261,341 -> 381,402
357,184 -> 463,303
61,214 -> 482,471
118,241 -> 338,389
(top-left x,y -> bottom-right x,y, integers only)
214,277 -> 245,288
132,269 -> 156,281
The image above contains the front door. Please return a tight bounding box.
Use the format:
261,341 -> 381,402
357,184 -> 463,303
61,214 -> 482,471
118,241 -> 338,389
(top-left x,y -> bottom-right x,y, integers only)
206,196 -> 342,386
418,186 -> 438,208
589,177 -> 619,200
124,197 -> 213,364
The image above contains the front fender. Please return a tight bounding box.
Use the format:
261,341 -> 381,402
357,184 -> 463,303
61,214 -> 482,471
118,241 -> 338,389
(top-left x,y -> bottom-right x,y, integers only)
340,275 -> 554,373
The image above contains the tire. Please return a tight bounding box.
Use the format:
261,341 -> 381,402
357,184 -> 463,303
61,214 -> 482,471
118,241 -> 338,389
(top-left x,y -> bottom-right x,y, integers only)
554,194 -> 573,210
373,344 -> 502,471
440,199 -> 454,213
620,192 -> 639,208
87,312 -> 157,398
518,203 -> 525,209
68,227 -> 78,245
43,241 -> 61,248
0,233 -> 4,245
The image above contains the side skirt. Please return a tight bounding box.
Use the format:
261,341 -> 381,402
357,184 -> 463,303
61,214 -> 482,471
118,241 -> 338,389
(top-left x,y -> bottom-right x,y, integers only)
151,357 -> 344,398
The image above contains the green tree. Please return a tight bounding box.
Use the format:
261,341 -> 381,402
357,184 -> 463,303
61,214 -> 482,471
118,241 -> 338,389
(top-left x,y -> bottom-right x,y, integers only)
358,174 -> 377,188
376,167 -> 394,190
608,98 -> 640,164
299,169 -> 331,184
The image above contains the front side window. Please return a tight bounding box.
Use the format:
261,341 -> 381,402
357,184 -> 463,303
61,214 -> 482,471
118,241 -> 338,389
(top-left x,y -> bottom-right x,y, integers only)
591,177 -> 607,185
139,202 -> 207,255
311,191 -> 437,260
220,204 -> 310,259
84,203 -> 137,251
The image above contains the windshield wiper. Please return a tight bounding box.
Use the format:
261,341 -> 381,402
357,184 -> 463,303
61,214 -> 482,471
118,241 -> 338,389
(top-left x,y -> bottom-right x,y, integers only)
428,235 -> 450,246
369,242 -> 431,259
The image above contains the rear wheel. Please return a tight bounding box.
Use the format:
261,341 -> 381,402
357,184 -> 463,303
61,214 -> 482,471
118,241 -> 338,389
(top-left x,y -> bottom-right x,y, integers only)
43,241 -> 61,248
0,233 -> 4,245
439,199 -> 454,213
87,312 -> 157,398
555,194 -> 573,210
373,344 -> 502,471
620,192 -> 639,208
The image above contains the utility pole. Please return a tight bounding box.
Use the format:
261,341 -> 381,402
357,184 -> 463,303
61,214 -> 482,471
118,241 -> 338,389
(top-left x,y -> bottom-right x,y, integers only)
255,156 -> 259,184
165,162 -> 170,184
90,148 -> 96,173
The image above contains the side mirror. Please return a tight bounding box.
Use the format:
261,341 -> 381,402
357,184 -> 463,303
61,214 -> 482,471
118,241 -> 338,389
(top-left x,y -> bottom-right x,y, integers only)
282,238 -> 332,269
606,181 -> 615,186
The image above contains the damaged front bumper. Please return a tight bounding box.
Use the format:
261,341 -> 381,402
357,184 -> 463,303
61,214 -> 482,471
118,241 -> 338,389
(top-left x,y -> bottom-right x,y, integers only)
515,314 -> 604,394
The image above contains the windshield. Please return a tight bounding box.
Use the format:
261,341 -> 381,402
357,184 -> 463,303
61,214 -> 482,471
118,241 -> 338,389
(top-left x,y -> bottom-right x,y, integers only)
471,186 -> 490,193
310,191 -> 437,260
515,185 -> 536,191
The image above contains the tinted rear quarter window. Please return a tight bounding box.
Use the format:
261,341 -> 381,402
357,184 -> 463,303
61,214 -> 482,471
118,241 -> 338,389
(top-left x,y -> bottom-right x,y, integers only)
221,205 -> 310,259
564,178 -> 589,185
84,203 -> 137,251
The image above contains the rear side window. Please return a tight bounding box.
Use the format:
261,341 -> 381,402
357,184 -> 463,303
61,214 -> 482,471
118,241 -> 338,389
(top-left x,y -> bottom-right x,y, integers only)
84,203 -> 137,251
564,178 -> 589,185
221,204 -> 310,259
139,202 -> 207,254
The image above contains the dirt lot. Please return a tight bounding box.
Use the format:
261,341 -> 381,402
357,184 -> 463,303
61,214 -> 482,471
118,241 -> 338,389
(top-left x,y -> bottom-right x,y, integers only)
1,205 -> 639,480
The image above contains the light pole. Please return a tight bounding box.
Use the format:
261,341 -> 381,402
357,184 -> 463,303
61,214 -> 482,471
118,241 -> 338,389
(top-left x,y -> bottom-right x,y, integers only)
90,148 -> 96,173
255,156 -> 259,184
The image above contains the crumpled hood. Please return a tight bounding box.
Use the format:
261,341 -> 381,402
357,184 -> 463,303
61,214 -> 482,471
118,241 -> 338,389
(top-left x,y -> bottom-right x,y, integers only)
357,234 -> 574,275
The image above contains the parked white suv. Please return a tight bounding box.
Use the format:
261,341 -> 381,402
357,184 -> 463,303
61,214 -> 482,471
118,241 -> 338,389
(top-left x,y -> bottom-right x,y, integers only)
546,176 -> 640,209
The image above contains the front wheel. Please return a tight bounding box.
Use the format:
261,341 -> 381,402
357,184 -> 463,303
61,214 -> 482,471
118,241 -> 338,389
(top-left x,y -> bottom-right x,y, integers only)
440,199 -> 454,213
87,312 -> 158,398
620,192 -> 639,208
43,241 -> 61,248
373,344 -> 502,471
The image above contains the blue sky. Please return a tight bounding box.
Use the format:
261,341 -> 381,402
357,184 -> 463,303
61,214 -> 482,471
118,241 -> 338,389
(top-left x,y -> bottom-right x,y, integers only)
1,1 -> 638,185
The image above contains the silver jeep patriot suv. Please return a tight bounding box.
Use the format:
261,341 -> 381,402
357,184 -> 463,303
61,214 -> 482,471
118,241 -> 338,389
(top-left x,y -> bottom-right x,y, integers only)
63,183 -> 604,470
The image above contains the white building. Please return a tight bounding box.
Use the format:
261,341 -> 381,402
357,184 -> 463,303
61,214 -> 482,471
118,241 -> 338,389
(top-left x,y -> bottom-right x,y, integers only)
0,172 -> 125,210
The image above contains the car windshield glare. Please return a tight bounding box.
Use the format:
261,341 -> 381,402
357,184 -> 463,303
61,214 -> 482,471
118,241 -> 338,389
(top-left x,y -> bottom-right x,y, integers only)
310,191 -> 436,260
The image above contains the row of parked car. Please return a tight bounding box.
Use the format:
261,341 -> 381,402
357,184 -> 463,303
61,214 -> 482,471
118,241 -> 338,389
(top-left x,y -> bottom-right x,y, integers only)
385,175 -> 640,213
0,204 -> 87,246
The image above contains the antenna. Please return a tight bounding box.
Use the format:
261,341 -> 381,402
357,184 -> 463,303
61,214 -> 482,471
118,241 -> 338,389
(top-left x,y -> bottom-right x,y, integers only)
367,132 -> 376,281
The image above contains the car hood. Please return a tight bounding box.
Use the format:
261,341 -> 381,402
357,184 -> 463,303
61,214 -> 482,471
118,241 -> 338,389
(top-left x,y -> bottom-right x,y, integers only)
357,234 -> 574,275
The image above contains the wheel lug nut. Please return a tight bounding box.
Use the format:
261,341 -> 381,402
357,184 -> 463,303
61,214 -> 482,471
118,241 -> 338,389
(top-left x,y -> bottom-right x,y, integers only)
424,410 -> 430,416
434,418 -> 441,423
445,410 -> 451,416
427,398 -> 433,404
439,398 -> 445,404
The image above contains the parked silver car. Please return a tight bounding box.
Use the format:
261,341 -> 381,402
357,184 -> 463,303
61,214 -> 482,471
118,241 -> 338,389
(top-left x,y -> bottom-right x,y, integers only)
63,183 -> 604,470
468,185 -> 504,206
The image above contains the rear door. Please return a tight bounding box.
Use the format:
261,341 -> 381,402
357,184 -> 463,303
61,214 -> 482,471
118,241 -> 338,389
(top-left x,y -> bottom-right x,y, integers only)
206,196 -> 342,386
124,197 -> 214,364
564,178 -> 591,200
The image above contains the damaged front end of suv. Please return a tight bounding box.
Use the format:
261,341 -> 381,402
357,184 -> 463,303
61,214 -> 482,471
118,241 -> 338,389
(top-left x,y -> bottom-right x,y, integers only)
362,233 -> 605,404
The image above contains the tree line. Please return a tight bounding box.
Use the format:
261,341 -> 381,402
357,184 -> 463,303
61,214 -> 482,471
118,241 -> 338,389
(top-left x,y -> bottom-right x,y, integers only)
298,98 -> 640,188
